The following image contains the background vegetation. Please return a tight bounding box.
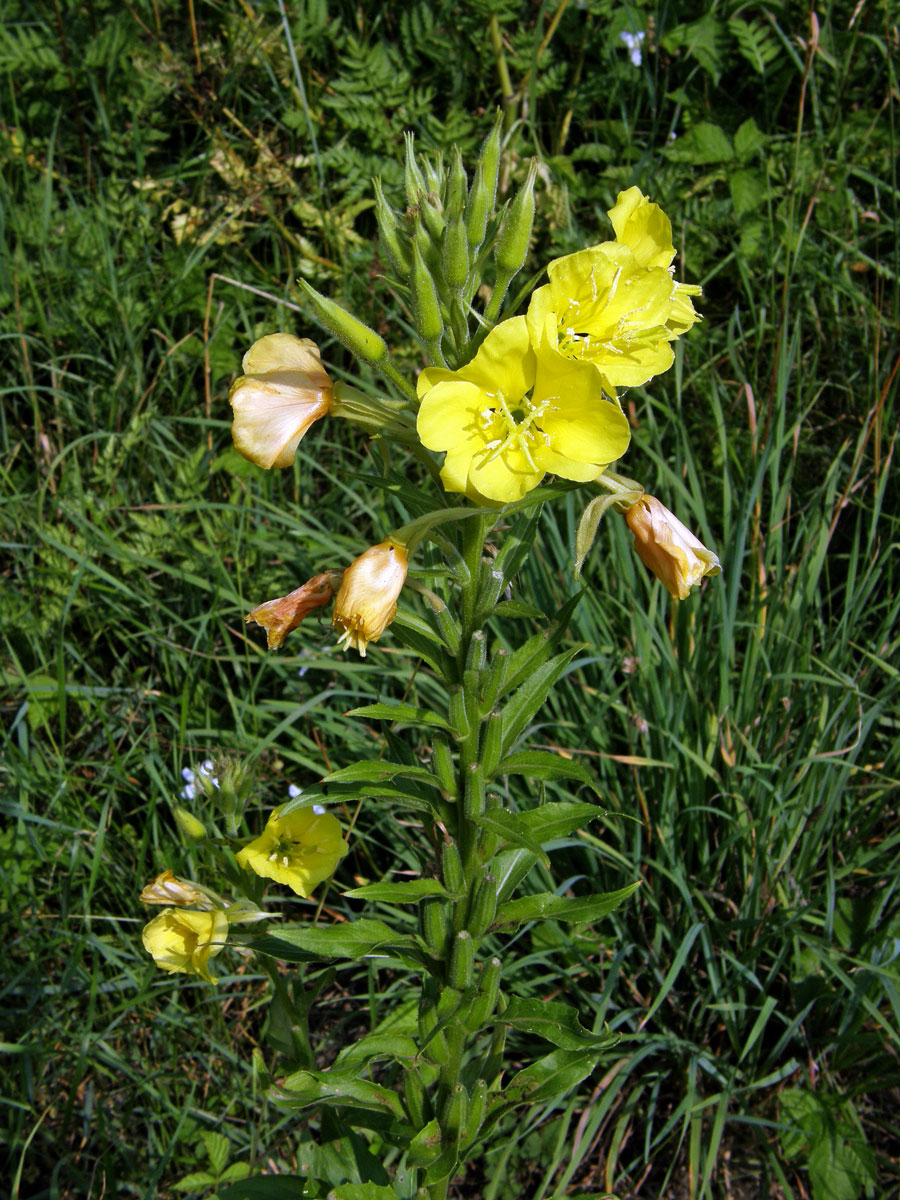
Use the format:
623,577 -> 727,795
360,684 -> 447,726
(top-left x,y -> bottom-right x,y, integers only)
2,0 -> 898,1197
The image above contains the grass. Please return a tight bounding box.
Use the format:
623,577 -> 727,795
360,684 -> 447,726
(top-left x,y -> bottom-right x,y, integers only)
2,0 -> 899,1197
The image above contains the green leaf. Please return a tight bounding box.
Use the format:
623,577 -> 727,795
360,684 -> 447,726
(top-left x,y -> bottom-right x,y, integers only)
219,1179 -> 307,1200
492,600 -> 545,619
325,781 -> 441,816
475,809 -> 550,868
407,1117 -> 443,1167
734,117 -> 766,162
324,761 -> 443,790
502,1047 -> 602,1106
327,1184 -> 401,1200
662,15 -> 725,81
501,592 -> 584,697
499,998 -> 617,1050
344,703 -> 453,732
516,800 -> 606,842
252,919 -> 424,963
729,168 -> 767,218
343,879 -> 448,904
333,1033 -> 419,1071
494,883 -> 640,929
500,645 -> 583,754
277,1069 -> 405,1118
391,612 -> 450,674
422,1144 -> 462,1186
175,1172 -> 216,1191
667,121 -> 734,164
497,751 -> 600,793
204,1131 -> 231,1175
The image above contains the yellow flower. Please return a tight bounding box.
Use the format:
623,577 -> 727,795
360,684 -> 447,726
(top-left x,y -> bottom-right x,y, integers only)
416,317 -> 631,503
229,334 -> 333,468
140,869 -> 211,908
245,571 -> 341,650
236,807 -> 349,896
142,907 -> 228,983
332,539 -> 408,657
625,494 -> 721,599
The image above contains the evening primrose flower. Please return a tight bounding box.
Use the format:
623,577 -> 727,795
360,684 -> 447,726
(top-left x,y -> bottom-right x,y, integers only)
236,807 -> 349,896
140,869 -> 212,908
229,334 -> 332,468
245,571 -> 341,650
416,317 -> 631,503
625,494 -> 721,599
142,907 -> 228,983
332,539 -> 408,657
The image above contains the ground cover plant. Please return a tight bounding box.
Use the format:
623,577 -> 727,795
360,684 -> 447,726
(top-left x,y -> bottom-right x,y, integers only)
2,1 -> 899,1198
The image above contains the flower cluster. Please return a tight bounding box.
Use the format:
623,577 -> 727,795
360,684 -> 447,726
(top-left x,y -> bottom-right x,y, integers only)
417,188 -> 701,504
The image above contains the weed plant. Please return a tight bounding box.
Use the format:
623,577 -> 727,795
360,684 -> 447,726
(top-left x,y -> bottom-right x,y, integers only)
2,1 -> 898,1198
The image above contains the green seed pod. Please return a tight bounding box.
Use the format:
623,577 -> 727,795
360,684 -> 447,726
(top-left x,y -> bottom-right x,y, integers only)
440,1083 -> 468,1142
480,646 -> 509,713
464,763 -> 486,821
373,176 -> 410,277
478,110 -> 504,210
480,708 -> 504,778
298,281 -> 387,363
463,1078 -> 487,1145
465,629 -> 487,673
422,151 -> 444,197
420,894 -> 450,957
436,985 -> 462,1021
445,145 -> 467,219
463,955 -> 502,1031
404,131 -> 427,207
448,686 -> 470,740
466,871 -> 498,937
465,160 -> 492,251
449,930 -> 475,989
442,840 -> 465,896
404,1067 -> 429,1127
441,212 -> 469,292
432,735 -> 457,799
495,158 -> 538,277
411,238 -> 444,345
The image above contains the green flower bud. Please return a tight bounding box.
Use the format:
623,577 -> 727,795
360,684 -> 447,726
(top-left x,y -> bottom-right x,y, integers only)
298,281 -> 387,363
436,985 -> 463,1021
465,160 -> 492,251
411,238 -> 444,345
445,146 -> 467,219
404,131 -> 427,207
495,158 -> 538,276
374,176 -> 410,277
172,805 -> 207,840
480,647 -> 509,713
448,686 -> 469,739
422,151 -> 444,197
441,213 -> 469,292
478,110 -> 504,211
449,930 -> 475,989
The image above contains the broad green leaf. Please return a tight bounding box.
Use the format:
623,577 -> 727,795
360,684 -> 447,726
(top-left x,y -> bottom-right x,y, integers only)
494,883 -> 640,929
344,703 -> 453,732
277,1069 -> 405,1118
729,168 -> 767,218
324,761 -> 443,790
334,1033 -> 419,1071
667,121 -> 734,164
328,1184 -> 401,1200
500,645 -> 583,754
498,752 -> 600,793
407,1117 -> 443,1167
499,997 -> 617,1050
501,1047 -> 602,1107
422,1144 -> 462,1186
734,117 -> 766,162
475,809 -> 550,868
342,879 -> 448,904
517,800 -> 606,842
219,1178 -> 312,1200
252,919 -> 424,963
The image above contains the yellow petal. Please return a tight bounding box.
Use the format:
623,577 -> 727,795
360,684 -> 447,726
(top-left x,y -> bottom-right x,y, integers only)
607,187 -> 676,270
243,333 -> 328,377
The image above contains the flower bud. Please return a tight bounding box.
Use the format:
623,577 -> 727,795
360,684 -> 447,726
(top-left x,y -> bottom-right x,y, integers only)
298,280 -> 387,364
332,539 -> 408,657
374,176 -> 410,276
478,111 -> 503,211
441,213 -> 469,292
245,572 -> 340,650
172,805 -> 208,841
465,160 -> 492,250
494,159 -> 537,276
411,238 -> 444,345
625,495 -> 721,599
140,869 -> 211,908
445,146 -> 467,220
142,907 -> 228,983
229,334 -> 332,469
404,131 -> 427,207
449,930 -> 475,989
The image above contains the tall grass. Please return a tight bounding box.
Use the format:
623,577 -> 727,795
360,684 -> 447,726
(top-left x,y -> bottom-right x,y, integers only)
2,1 -> 898,1197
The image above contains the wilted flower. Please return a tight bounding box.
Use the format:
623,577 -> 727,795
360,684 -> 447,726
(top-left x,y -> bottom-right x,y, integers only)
332,539 -> 409,656
229,334 -> 333,468
140,869 -> 212,908
245,572 -> 340,650
625,494 -> 721,599
236,807 -> 349,896
142,907 -> 228,983
417,317 -> 630,503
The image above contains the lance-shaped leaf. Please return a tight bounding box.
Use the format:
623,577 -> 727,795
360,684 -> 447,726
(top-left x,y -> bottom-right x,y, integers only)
324,761 -> 445,790
327,1185 -> 402,1200
494,883 -> 640,930
333,1033 -> 419,1071
276,1069 -> 405,1119
500,591 -> 584,698
407,1118 -> 443,1168
497,751 -> 601,792
499,1047 -> 603,1108
252,919 -> 426,965
499,645 -> 583,756
342,879 -> 448,904
498,997 -> 618,1051
326,780 -> 443,817
474,506 -> 544,619
391,612 -> 452,675
474,809 -> 550,868
516,800 -> 606,841
344,702 -> 454,733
